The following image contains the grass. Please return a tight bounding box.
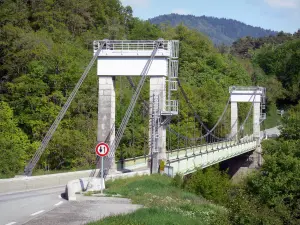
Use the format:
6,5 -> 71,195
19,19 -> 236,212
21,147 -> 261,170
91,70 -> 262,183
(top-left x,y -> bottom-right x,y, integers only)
87,174 -> 229,225
263,104 -> 281,129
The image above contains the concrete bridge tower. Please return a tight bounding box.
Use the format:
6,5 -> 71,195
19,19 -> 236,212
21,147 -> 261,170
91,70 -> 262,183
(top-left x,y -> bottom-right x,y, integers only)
94,39 -> 179,173
229,86 -> 266,176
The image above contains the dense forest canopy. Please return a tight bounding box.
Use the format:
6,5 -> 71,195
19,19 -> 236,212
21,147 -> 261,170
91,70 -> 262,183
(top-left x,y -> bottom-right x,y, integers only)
149,14 -> 278,45
231,31 -> 300,107
231,30 -> 300,58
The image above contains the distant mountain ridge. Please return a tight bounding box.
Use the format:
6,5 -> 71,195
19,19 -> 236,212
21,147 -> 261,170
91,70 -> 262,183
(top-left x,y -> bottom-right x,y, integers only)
149,14 -> 278,45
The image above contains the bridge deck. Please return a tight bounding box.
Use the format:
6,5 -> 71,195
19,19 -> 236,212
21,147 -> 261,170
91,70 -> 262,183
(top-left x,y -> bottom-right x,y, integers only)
119,139 -> 257,176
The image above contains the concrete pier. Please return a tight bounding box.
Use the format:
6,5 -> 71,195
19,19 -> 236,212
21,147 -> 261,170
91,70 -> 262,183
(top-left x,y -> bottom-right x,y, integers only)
253,102 -> 260,139
149,77 -> 167,173
97,76 -> 116,172
231,102 -> 238,139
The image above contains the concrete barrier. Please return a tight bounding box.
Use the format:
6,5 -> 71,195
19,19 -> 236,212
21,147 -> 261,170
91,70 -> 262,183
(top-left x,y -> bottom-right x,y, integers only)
0,169 -> 150,194
66,170 -> 150,201
0,170 -> 92,194
66,177 -> 105,201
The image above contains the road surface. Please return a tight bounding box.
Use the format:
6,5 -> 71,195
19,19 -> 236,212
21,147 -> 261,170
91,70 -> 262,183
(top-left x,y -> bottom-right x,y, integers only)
0,186 -> 141,225
0,186 -> 66,225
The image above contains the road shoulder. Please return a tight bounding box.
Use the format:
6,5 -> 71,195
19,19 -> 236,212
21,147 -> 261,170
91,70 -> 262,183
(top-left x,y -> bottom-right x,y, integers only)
24,196 -> 142,225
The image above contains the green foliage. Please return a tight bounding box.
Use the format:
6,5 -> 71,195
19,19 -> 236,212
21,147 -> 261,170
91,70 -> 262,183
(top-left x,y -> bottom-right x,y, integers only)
129,19 -> 162,40
280,102 -> 300,140
232,31 -> 299,113
0,101 -> 32,178
184,165 -> 284,224
246,103 -> 300,224
253,39 -> 300,103
185,166 -> 231,204
263,102 -> 281,129
227,187 -> 283,225
0,0 -> 134,177
171,173 -> 184,188
231,31 -> 299,58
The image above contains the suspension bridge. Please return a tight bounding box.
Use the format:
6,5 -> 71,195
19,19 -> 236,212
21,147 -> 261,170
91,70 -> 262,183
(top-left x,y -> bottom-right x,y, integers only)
23,39 -> 267,180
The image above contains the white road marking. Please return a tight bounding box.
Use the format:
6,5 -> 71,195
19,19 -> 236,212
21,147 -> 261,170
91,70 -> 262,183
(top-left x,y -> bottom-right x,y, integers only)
31,210 -> 45,216
5,222 -> 16,225
54,201 -> 63,206
58,195 -> 62,199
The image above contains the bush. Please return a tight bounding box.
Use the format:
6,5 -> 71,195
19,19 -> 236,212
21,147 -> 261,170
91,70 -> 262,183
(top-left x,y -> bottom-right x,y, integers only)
184,166 -> 231,204
171,173 -> 184,188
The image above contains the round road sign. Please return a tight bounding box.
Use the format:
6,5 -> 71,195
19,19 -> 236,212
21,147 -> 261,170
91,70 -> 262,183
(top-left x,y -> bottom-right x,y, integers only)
95,142 -> 110,157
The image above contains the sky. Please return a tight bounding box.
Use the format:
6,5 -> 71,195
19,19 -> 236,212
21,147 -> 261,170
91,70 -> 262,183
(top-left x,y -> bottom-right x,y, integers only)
120,0 -> 300,33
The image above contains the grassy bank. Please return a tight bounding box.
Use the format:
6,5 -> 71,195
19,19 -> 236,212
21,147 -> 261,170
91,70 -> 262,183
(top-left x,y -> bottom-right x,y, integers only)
263,103 -> 281,129
88,174 -> 229,225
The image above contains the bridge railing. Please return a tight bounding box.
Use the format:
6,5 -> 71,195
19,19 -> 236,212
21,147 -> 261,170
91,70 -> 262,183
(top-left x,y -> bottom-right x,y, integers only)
115,135 -> 256,171
163,100 -> 179,114
165,140 -> 258,177
229,86 -> 266,92
93,40 -> 180,58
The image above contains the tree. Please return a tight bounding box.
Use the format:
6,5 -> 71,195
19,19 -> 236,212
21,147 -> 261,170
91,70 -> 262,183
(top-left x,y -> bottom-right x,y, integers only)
0,101 -> 32,178
280,102 -> 300,140
246,103 -> 300,224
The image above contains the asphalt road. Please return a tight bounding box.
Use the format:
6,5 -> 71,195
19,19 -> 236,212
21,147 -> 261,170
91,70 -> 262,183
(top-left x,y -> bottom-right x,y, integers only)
261,126 -> 281,138
25,196 -> 142,225
0,186 -> 66,225
0,186 -> 142,225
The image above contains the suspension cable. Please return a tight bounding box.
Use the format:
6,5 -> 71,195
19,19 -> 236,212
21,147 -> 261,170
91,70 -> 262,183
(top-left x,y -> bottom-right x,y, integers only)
127,76 -> 228,142
177,79 -> 231,140
24,42 -> 105,176
126,69 -> 258,146
166,88 -> 258,142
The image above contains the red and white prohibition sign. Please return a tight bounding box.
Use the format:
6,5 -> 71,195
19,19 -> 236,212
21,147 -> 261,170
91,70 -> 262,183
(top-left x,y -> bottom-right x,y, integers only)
95,142 -> 110,157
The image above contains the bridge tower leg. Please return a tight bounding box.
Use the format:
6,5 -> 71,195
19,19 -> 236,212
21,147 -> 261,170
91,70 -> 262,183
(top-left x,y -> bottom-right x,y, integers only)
149,77 -> 166,173
231,102 -> 238,139
253,102 -> 260,139
97,76 -> 116,173
252,102 -> 262,167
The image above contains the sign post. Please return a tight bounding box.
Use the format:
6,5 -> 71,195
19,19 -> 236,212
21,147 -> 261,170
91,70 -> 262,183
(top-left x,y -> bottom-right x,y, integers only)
95,142 -> 110,194
101,156 -> 104,194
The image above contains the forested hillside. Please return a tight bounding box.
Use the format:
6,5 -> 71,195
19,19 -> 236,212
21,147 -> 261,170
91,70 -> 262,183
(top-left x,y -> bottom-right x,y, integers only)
231,31 -> 300,108
149,14 -> 277,45
231,30 -> 300,58
0,0 -> 252,178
